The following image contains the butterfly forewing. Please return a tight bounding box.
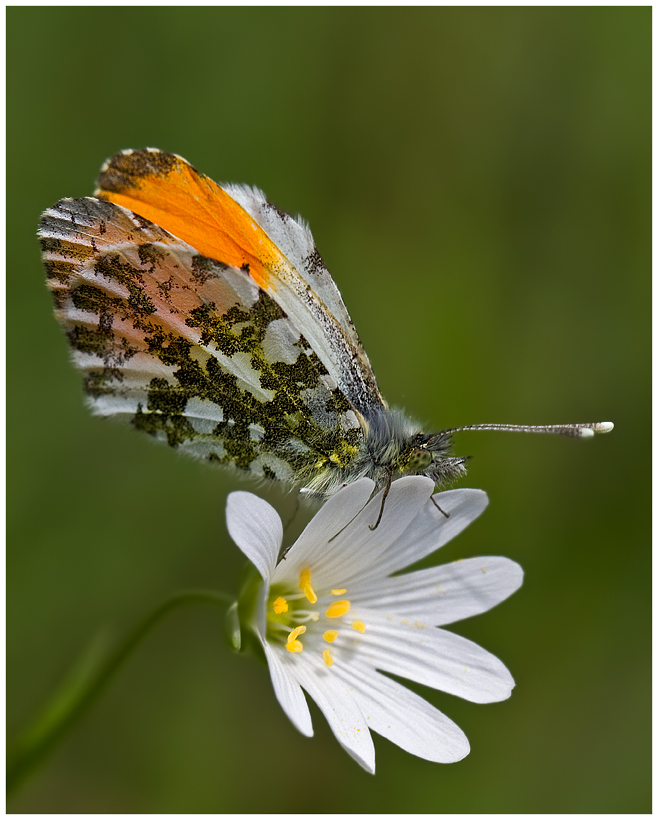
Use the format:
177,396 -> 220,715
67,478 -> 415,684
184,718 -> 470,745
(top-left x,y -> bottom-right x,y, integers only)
94,149 -> 385,416
222,182 -> 369,365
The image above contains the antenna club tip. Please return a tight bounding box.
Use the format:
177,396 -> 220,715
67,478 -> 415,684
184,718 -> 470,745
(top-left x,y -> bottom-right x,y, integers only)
594,422 -> 614,434
579,422 -> 614,437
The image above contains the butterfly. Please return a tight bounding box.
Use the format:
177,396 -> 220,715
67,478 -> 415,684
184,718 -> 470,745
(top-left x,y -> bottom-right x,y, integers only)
39,149 -> 613,512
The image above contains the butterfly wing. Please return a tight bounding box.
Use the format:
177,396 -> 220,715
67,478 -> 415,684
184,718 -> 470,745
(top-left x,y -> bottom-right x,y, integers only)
220,181 -> 364,356
39,196 -> 365,493
94,149 -> 386,417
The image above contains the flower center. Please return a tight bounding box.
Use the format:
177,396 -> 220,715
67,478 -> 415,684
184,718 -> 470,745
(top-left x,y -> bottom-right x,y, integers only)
266,567 -> 367,667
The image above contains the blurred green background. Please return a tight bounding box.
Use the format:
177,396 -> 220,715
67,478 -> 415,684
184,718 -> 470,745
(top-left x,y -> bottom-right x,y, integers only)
8,7 -> 649,813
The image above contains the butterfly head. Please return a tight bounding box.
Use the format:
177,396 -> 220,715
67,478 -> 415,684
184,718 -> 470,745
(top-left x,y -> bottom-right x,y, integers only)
362,408 -> 468,491
395,429 -> 469,487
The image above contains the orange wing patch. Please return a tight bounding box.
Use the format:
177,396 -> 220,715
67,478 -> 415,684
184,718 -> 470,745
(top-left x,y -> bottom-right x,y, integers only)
95,149 -> 283,290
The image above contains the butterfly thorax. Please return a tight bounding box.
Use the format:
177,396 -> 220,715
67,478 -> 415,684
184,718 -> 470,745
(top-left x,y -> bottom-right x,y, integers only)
304,407 -> 467,498
361,406 -> 467,487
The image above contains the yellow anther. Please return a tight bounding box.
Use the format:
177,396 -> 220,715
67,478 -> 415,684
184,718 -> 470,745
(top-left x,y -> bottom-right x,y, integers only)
325,600 -> 351,618
288,625 -> 306,642
323,649 -> 334,666
299,567 -> 317,604
285,640 -> 303,654
272,597 -> 288,614
331,588 -> 346,595
299,567 -> 311,587
352,621 -> 366,633
323,630 -> 339,643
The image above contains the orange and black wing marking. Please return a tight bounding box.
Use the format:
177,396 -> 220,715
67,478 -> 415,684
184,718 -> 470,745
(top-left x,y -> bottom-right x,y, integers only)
94,149 -> 385,415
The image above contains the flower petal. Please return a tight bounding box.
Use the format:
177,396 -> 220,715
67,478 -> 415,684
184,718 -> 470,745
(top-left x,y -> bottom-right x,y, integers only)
261,640 -> 313,737
275,477 -> 376,583
357,488 -> 489,583
348,610 -> 515,703
293,655 -> 376,773
281,476 -> 435,589
226,491 -> 282,582
351,556 -> 523,626
334,661 -> 470,763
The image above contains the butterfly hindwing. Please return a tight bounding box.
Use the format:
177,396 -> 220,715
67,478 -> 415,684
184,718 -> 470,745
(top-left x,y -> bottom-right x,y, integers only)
39,196 -> 364,490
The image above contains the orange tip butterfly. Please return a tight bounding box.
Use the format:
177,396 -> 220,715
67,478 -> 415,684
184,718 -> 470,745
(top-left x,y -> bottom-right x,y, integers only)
39,149 -> 613,505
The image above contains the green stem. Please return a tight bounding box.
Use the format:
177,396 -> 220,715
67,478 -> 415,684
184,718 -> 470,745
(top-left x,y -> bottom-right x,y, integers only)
7,589 -> 233,796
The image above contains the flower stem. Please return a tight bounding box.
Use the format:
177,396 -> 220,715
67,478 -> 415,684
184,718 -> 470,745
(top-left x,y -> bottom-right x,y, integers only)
7,589 -> 233,796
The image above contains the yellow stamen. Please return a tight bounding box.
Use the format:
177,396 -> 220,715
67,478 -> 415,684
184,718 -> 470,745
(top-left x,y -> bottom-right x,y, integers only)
288,625 -> 306,642
272,597 -> 288,614
331,588 -> 346,595
299,567 -> 317,604
323,630 -> 339,643
323,649 -> 334,666
325,600 -> 350,618
352,621 -> 366,633
285,640 -> 303,653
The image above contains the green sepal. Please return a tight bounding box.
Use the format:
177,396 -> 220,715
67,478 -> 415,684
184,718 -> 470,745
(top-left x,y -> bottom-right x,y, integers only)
223,563 -> 267,664
223,601 -> 241,652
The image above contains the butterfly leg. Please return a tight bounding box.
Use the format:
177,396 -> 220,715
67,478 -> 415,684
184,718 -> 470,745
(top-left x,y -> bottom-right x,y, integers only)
369,468 -> 393,531
431,495 -> 450,518
280,490 -> 304,560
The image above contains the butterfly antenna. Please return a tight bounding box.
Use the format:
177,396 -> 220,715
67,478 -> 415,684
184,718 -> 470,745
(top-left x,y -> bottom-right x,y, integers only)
438,421 -> 614,438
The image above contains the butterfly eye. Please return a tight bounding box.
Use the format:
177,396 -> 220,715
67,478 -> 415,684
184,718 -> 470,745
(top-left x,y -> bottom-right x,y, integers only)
407,447 -> 432,472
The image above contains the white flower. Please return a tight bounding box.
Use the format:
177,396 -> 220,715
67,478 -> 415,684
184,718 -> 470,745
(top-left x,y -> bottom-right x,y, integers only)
226,476 -> 522,773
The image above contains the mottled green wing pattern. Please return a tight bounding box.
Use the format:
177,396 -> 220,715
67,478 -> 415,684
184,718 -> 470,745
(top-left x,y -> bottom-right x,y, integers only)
39,197 -> 364,491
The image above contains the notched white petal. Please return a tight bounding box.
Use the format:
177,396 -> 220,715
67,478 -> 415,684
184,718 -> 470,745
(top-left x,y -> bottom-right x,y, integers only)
336,662 -> 470,763
293,476 -> 436,587
351,557 -> 523,626
355,611 -> 515,703
226,491 -> 282,581
275,477 -> 375,584
357,488 -> 489,582
294,658 -> 376,774
262,641 -> 313,737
